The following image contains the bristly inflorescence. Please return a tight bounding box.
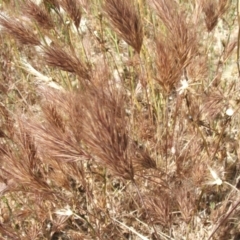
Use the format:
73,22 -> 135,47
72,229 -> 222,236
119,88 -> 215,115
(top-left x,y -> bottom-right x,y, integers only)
0,0 -> 239,239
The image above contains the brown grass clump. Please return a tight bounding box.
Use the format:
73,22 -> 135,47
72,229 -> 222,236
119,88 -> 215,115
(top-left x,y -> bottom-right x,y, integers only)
0,0 -> 239,239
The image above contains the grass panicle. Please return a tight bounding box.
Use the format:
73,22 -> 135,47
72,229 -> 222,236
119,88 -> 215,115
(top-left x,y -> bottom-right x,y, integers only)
104,0 -> 143,53
0,12 -> 41,45
43,44 -> 91,80
23,0 -> 55,30
59,0 -> 82,29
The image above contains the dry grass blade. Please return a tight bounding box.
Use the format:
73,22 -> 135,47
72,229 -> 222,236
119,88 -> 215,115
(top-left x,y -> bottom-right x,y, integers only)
208,196 -> 240,240
43,0 -> 60,12
104,0 -> 143,53
113,218 -> 149,240
0,12 -> 40,45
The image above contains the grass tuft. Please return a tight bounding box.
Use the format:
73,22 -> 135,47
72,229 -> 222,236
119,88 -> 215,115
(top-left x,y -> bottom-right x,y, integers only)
0,0 -> 239,239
